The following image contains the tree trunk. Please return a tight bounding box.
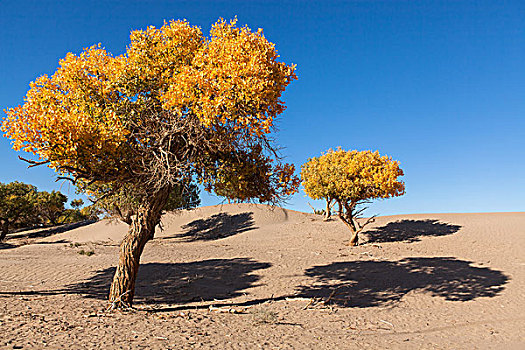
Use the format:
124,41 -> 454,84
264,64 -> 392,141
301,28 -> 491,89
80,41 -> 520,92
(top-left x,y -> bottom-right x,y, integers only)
336,200 -> 359,246
348,229 -> 359,246
0,221 -> 9,242
324,198 -> 332,220
108,189 -> 170,308
339,215 -> 359,246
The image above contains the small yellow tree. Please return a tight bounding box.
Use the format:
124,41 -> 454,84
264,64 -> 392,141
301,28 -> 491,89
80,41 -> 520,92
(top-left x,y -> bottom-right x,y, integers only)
301,148 -> 405,246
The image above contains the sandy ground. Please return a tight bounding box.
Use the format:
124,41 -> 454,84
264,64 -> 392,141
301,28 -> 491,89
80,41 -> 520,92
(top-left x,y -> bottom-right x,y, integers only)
0,204 -> 524,349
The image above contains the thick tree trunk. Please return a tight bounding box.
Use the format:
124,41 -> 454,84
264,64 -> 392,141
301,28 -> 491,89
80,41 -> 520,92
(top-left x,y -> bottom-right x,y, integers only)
108,211 -> 154,308
108,189 -> 170,309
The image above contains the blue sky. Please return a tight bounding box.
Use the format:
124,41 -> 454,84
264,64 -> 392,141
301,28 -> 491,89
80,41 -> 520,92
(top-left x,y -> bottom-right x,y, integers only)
1,1 -> 523,214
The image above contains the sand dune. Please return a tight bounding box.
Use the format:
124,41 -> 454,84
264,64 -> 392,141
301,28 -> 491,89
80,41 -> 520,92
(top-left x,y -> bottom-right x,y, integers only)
41,203 -> 307,244
1,204 -> 524,349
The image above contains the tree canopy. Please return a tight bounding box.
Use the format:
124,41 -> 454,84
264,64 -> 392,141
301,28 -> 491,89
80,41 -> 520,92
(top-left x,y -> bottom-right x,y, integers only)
0,182 -> 92,241
2,18 -> 298,206
34,190 -> 68,226
0,182 -> 37,241
301,148 -> 405,245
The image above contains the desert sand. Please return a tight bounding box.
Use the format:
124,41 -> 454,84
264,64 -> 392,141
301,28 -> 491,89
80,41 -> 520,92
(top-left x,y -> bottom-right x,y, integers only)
1,204 -> 524,349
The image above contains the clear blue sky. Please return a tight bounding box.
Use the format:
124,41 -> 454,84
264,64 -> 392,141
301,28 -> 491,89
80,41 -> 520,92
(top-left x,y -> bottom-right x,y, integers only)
1,0 -> 523,215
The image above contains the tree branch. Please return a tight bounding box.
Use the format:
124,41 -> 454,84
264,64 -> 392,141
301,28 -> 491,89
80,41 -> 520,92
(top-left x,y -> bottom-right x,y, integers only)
18,156 -> 50,168
353,206 -> 368,218
56,176 -> 77,185
355,214 -> 377,234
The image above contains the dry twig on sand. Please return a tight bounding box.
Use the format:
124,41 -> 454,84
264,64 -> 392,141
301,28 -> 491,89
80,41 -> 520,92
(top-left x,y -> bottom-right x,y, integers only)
208,306 -> 247,314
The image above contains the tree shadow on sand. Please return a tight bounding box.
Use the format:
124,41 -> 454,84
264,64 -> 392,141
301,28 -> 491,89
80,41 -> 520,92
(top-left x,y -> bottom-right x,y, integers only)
164,212 -> 256,241
0,221 -> 95,250
0,240 -> 69,251
64,258 -> 271,304
365,219 -> 462,244
26,220 -> 96,239
0,242 -> 17,250
297,257 -> 509,308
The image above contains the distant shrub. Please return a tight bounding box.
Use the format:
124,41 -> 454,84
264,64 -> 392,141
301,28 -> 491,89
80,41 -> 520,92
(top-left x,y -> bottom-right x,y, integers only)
78,249 -> 95,257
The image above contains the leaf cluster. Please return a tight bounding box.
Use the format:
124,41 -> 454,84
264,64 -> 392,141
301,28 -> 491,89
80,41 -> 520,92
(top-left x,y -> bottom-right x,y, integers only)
301,148 -> 405,204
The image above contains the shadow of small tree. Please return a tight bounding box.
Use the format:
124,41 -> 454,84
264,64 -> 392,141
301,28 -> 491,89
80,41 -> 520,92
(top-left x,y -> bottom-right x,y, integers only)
0,242 -> 17,250
0,220 -> 95,250
26,220 -> 97,239
0,240 -> 68,251
297,257 -> 509,307
365,219 -> 462,244
65,258 -> 271,304
165,212 -> 256,241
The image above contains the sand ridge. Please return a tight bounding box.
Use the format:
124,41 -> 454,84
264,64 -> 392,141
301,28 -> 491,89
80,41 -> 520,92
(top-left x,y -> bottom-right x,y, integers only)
39,203 -> 308,244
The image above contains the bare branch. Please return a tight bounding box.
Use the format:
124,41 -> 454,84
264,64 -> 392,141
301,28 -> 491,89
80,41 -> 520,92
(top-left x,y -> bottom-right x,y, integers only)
56,176 -> 77,185
355,215 -> 378,234
353,206 -> 368,218
18,156 -> 50,168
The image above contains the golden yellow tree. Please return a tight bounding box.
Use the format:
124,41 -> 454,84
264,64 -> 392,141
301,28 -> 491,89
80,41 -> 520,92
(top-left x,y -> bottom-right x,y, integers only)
2,18 -> 298,307
301,148 -> 405,246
